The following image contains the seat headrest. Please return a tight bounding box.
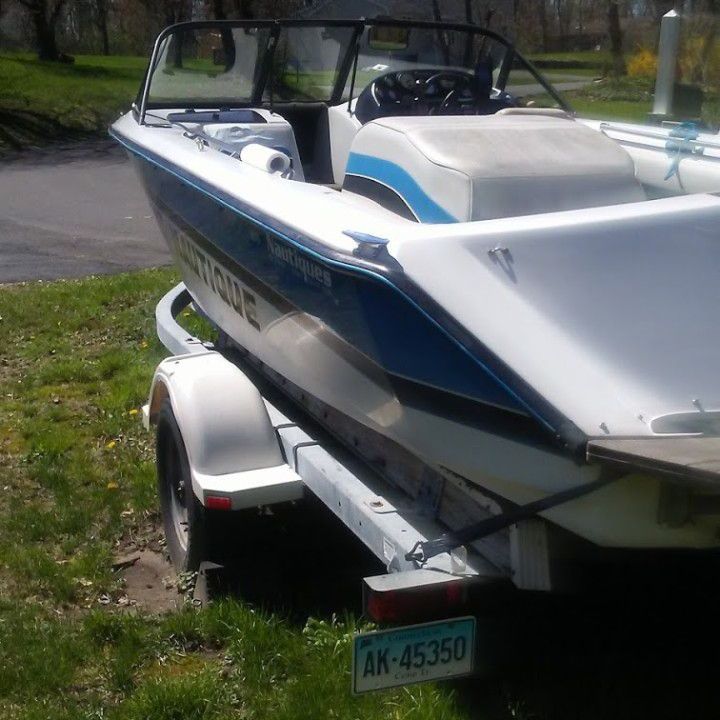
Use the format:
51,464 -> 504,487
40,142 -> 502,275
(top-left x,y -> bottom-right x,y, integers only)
474,61 -> 493,100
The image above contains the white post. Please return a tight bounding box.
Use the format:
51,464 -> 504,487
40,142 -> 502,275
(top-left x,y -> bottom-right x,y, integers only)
652,9 -> 682,117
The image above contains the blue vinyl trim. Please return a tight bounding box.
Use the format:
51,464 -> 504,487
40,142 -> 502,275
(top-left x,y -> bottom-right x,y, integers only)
345,152 -> 458,224
110,128 -> 559,435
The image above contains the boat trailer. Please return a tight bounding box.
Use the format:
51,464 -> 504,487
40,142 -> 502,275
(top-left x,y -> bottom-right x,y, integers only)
147,284 -> 602,620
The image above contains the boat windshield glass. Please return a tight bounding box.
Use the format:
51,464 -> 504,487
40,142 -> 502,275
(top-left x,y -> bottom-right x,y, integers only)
142,20 -> 565,112
339,25 -> 509,100
147,26 -> 272,107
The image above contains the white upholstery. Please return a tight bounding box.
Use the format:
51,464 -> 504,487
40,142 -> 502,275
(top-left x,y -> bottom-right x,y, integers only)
327,102 -> 362,184
197,110 -> 305,181
344,115 -> 645,222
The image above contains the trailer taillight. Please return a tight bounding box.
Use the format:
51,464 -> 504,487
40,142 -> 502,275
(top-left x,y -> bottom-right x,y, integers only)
205,495 -> 232,510
363,573 -> 468,624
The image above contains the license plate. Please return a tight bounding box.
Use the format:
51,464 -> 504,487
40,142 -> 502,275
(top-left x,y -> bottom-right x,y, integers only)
352,616 -> 476,694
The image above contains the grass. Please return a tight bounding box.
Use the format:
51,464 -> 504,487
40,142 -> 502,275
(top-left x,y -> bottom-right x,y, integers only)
562,75 -> 654,121
1,270 -> 720,720
0,53 -> 146,151
564,73 -> 720,125
0,270 -> 469,720
527,51 -> 611,68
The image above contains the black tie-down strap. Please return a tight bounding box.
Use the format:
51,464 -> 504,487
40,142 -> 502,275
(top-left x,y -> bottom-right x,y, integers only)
405,473 -> 618,564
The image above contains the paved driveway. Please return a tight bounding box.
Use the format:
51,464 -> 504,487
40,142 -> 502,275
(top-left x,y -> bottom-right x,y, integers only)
0,140 -> 169,283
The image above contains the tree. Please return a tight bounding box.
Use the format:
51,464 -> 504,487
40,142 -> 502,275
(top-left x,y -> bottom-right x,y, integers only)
607,0 -> 625,76
430,0 -> 450,64
553,0 -> 574,48
537,0 -> 548,52
158,0 -> 191,26
464,0 -> 473,23
232,0 -> 252,16
15,0 -> 69,61
95,0 -> 110,55
212,0 -> 225,19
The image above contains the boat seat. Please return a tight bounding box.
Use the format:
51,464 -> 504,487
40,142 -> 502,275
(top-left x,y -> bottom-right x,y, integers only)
342,114 -> 646,223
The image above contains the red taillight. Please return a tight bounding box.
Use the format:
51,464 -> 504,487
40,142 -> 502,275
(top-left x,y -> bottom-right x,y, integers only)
205,495 -> 232,511
364,579 -> 467,624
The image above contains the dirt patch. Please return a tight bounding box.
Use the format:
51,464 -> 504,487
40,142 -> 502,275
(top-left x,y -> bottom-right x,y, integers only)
117,550 -> 180,614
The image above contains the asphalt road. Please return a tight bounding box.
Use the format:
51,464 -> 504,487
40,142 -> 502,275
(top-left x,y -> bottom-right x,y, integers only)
0,140 -> 169,283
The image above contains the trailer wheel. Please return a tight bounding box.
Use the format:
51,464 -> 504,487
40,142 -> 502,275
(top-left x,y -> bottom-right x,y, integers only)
156,399 -> 206,571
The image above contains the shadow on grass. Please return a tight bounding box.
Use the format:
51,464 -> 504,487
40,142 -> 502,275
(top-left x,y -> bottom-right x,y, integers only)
0,108 -> 99,154
0,106 -> 134,167
200,495 -> 384,623
207,502 -> 720,720
457,552 -> 720,720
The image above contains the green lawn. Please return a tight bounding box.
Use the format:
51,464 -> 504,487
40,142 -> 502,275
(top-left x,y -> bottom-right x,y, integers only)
0,270 -> 469,720
563,75 -> 654,121
2,271 -> 718,720
0,53 -> 146,151
527,51 -> 610,68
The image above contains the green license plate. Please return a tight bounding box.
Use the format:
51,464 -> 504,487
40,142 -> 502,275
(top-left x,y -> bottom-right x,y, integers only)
352,616 -> 476,694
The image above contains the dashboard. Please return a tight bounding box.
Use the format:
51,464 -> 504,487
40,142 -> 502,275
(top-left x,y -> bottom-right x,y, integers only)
354,68 -> 514,124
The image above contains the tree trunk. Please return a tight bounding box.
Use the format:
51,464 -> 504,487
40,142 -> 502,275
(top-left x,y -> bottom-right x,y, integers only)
462,0 -> 474,65
96,0 -> 109,55
554,0 -> 573,51
431,0 -> 450,65
33,5 -> 60,61
165,0 -> 190,25
464,0 -> 473,23
232,0 -> 253,18
16,0 -> 68,61
607,0 -> 625,77
538,0 -> 547,53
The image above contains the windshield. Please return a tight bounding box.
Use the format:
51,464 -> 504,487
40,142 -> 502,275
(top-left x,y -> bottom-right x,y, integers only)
141,20 -> 567,116
147,26 -> 271,106
340,25 -> 509,100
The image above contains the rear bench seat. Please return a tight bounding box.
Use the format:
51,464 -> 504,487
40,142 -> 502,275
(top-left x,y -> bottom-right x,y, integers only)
341,112 -> 645,223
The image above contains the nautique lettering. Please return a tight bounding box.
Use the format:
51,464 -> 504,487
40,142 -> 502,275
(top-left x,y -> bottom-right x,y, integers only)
171,230 -> 261,332
267,237 -> 332,288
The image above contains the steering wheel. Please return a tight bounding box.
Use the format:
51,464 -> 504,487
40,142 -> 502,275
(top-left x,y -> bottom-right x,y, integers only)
354,68 -> 515,123
423,71 -> 475,114
355,69 -> 475,123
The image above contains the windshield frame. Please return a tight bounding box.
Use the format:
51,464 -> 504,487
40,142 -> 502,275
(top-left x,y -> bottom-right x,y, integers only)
135,18 -> 570,123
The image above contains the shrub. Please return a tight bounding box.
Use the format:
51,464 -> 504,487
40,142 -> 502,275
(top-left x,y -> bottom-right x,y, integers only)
627,48 -> 657,78
679,36 -> 720,88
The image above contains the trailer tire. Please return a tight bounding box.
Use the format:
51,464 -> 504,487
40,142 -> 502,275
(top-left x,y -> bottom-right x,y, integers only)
156,399 -> 207,572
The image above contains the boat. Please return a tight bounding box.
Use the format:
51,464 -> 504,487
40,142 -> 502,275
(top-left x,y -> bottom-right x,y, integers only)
112,17 -> 720,564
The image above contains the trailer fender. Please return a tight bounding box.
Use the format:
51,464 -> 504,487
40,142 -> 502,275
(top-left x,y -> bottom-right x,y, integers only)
144,351 -> 303,509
